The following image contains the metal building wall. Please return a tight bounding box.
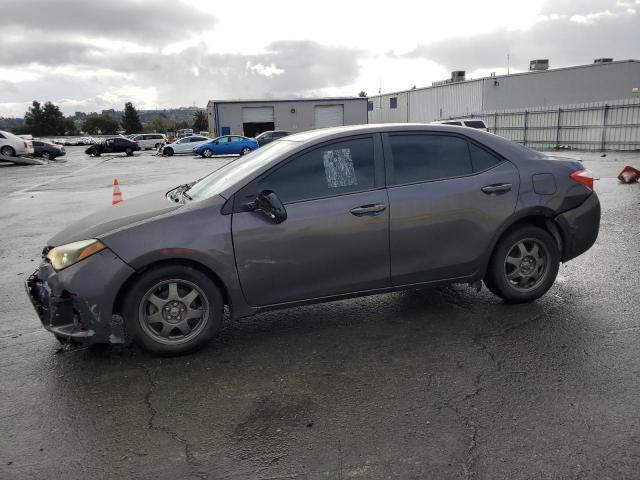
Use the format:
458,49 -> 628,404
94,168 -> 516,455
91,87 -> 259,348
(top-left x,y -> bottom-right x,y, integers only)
408,80 -> 484,122
482,61 -> 640,111
208,99 -> 368,136
367,92 -> 409,123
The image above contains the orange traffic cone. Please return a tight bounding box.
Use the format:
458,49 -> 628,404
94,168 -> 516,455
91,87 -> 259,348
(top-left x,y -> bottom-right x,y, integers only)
112,178 -> 123,205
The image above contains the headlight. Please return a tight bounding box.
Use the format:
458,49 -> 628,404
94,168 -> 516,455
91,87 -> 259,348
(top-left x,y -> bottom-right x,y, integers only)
46,239 -> 105,271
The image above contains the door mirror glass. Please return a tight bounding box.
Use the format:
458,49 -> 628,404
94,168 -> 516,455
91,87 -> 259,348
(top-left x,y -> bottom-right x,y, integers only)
249,190 -> 287,224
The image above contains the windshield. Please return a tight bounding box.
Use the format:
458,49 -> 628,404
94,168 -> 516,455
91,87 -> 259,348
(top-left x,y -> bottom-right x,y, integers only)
187,140 -> 299,201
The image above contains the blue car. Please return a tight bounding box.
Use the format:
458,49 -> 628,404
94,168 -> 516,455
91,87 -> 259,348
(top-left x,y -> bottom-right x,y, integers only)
193,135 -> 259,157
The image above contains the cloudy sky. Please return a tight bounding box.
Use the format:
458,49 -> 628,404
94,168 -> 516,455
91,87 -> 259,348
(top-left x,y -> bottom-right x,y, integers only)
1,0 -> 638,117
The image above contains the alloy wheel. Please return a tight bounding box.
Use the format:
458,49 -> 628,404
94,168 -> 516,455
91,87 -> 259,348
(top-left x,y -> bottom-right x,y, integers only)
138,279 -> 209,345
504,238 -> 549,291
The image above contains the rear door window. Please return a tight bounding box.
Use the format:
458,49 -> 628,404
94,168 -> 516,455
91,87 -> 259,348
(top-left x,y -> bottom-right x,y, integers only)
388,134 -> 473,185
248,137 -> 375,204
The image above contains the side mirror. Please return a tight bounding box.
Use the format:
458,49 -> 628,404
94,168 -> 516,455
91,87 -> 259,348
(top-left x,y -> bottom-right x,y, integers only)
246,190 -> 287,224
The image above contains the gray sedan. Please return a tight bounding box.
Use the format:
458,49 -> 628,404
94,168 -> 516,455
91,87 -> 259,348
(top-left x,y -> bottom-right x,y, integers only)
26,124 -> 600,355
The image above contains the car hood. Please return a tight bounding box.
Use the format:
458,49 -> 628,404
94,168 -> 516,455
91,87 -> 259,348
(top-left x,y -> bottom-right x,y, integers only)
48,189 -> 180,247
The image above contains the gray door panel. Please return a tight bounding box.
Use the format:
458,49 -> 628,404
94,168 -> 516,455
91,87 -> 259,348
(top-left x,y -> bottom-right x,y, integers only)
389,161 -> 519,285
233,189 -> 390,306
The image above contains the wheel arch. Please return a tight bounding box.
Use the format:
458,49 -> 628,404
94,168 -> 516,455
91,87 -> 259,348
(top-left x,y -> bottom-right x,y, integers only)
480,209 -> 564,277
112,258 -> 232,318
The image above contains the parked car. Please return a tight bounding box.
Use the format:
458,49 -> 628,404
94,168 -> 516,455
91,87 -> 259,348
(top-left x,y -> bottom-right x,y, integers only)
193,135 -> 259,157
26,124 -> 600,355
130,133 -> 166,150
33,140 -> 66,160
431,119 -> 489,131
159,135 -> 210,156
84,137 -> 140,157
0,129 -> 34,157
255,130 -> 291,146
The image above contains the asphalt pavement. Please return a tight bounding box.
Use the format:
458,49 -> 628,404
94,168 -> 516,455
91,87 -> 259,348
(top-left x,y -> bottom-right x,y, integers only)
1,147 -> 639,479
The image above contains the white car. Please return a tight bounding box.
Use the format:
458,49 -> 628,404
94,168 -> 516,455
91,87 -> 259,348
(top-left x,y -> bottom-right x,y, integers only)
160,135 -> 210,156
431,119 -> 489,131
130,133 -> 166,150
0,130 -> 34,157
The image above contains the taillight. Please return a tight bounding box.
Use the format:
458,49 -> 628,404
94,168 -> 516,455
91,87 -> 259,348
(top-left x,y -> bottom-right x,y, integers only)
570,169 -> 594,191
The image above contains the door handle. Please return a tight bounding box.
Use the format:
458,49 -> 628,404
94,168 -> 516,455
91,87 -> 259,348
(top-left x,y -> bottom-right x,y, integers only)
481,183 -> 512,194
350,204 -> 387,215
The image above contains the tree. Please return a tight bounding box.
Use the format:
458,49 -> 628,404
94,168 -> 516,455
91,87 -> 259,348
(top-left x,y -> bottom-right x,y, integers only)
192,109 -> 208,132
64,118 -> 78,135
24,100 -> 66,136
121,102 -> 142,134
82,114 -> 119,135
42,102 -> 66,135
358,91 -> 367,97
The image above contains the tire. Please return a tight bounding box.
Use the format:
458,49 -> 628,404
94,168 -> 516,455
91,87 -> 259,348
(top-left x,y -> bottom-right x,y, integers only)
164,147 -> 174,157
202,148 -> 213,158
1,146 -> 16,157
92,149 -> 101,157
240,147 -> 251,156
154,143 -> 161,149
124,264 -> 223,355
41,151 -> 51,160
484,225 -> 559,303
125,147 -> 133,156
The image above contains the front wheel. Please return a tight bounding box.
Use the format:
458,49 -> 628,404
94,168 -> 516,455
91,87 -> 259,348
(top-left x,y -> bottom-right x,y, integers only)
125,147 -> 133,156
163,147 -> 174,157
202,148 -> 213,158
240,147 -> 251,156
92,149 -> 101,157
41,151 -> 52,160
124,265 -> 223,355
484,225 -> 559,303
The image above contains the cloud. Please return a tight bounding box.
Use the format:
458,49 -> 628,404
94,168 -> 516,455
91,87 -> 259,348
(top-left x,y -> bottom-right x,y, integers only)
0,39 -> 364,116
401,6 -> 639,74
1,0 -> 216,43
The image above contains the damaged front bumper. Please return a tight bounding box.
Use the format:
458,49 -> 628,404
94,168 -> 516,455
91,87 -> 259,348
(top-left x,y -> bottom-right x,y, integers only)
25,248 -> 135,344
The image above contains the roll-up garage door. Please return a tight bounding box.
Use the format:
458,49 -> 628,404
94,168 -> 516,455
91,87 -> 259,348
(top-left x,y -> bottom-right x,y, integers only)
242,107 -> 274,123
314,105 -> 344,128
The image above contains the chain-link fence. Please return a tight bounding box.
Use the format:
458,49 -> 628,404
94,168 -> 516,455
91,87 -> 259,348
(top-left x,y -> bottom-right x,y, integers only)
463,98 -> 640,151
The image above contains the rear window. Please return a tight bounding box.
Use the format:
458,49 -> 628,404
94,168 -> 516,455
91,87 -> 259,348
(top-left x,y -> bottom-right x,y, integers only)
463,121 -> 487,129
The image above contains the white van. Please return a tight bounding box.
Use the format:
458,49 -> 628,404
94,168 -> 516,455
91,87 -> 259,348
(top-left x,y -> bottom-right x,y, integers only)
130,133 -> 166,150
431,119 -> 489,131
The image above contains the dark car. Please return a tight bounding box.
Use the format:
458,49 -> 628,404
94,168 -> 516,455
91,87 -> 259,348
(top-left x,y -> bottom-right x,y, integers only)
255,130 -> 291,146
26,124 -> 600,355
85,137 -> 140,157
33,140 -> 66,160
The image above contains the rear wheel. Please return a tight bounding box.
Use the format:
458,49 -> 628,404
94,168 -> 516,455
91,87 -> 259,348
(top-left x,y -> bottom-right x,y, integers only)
164,147 -> 174,157
124,265 -> 223,355
484,225 -> 559,303
240,147 -> 251,156
154,143 -> 161,149
1,146 -> 16,157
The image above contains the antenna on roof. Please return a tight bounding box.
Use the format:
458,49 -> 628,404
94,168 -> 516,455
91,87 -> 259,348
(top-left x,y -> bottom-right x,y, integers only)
507,53 -> 510,75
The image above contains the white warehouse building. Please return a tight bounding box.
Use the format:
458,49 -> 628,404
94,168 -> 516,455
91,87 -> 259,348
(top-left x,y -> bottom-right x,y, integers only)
369,59 -> 640,150
207,97 -> 368,138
